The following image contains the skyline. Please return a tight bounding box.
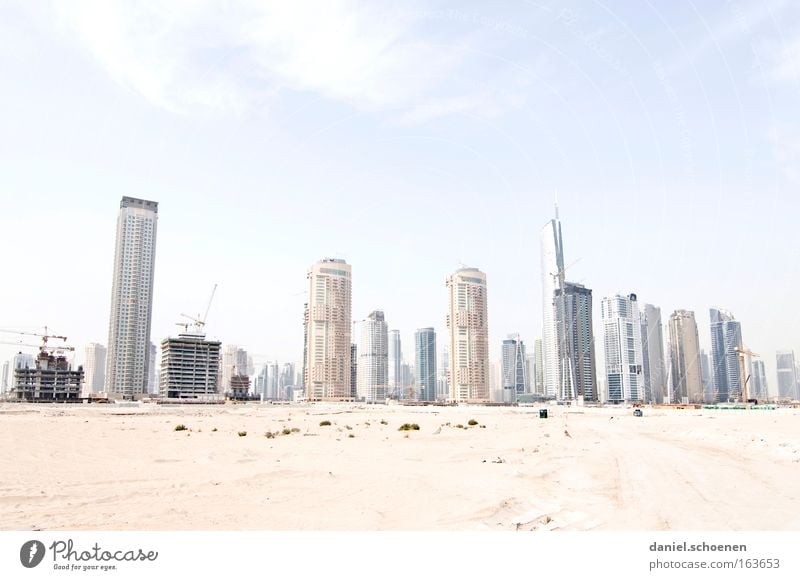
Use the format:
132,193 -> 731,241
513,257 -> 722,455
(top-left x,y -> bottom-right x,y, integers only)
1,1 -> 799,390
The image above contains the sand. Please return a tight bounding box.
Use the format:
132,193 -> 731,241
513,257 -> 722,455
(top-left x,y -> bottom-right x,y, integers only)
1,403 -> 798,531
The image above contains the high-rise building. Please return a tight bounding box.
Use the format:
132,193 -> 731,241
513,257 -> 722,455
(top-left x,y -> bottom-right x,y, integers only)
699,349 -> 713,403
388,329 -> 402,399
0,360 -> 8,396
601,294 -> 644,404
437,345 -> 449,401
159,332 -> 221,399
668,310 -> 703,404
105,197 -> 158,399
749,359 -> 768,401
554,282 -> 597,401
357,310 -> 388,403
147,342 -> 158,395
220,345 -> 249,396
640,304 -> 666,404
83,343 -> 107,395
540,213 -> 565,398
775,351 -> 797,400
350,344 -> 358,399
415,328 -> 437,402
501,335 -> 528,402
446,267 -> 489,402
303,258 -> 352,401
709,308 -> 743,402
533,338 -> 544,395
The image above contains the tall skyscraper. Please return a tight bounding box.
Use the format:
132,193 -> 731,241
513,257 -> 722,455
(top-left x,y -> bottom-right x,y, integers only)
555,282 -> 597,401
415,328 -> 437,402
159,332 -> 221,399
350,344 -> 358,399
533,337 -> 544,395
501,335 -> 528,403
437,345 -> 449,400
147,342 -> 158,395
83,343 -> 107,395
749,358 -> 768,401
640,304 -> 666,404
357,310 -> 388,402
699,349 -> 713,403
220,345 -> 248,395
540,213 -> 565,398
446,267 -> 489,402
601,294 -> 644,403
668,310 -> 703,404
775,351 -> 797,400
105,197 -> 158,399
388,329 -> 402,399
303,258 -> 352,401
1,360 -> 8,396
709,308 -> 743,402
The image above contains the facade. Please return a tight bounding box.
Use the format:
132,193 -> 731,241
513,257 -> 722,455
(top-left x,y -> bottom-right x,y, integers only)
709,308 -> 743,402
437,345 -> 449,400
533,338 -> 544,395
303,258 -> 352,401
159,333 -> 221,399
388,329 -> 402,399
148,342 -> 158,394
775,351 -> 797,400
357,310 -> 388,403
540,215 -> 565,398
220,345 -> 249,396
0,361 -> 8,396
749,359 -> 768,401
699,349 -> 713,403
639,304 -> 666,404
447,267 -> 490,402
668,310 -> 703,404
415,328 -> 437,402
83,343 -> 107,395
106,196 -> 158,399
501,335 -> 528,403
601,294 -> 644,404
350,344 -> 358,399
554,282 -> 597,401
11,351 -> 83,401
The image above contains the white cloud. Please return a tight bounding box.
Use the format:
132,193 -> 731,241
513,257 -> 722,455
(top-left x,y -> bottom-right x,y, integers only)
36,0 -> 528,121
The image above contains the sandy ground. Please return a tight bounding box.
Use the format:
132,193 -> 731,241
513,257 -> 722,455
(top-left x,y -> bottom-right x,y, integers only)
1,403 -> 798,531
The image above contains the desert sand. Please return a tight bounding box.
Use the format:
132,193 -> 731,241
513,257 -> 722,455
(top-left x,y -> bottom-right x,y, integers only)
1,403 -> 798,531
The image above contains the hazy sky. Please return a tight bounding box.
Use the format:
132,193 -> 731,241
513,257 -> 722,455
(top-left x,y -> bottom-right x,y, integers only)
1,1 -> 798,388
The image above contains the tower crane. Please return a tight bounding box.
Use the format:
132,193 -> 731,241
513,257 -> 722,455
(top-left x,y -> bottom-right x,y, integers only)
0,328 -> 70,354
177,284 -> 218,335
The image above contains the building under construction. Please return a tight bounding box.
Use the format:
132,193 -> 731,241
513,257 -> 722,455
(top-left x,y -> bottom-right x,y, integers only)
10,351 -> 83,401
159,333 -> 221,399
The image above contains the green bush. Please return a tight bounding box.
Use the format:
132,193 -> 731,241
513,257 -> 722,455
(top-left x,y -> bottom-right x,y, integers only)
282,428 -> 292,436
348,433 -> 355,438
320,420 -> 332,427
380,419 -> 388,425
211,427 -> 217,432
174,424 -> 188,432
238,431 -> 247,437
468,419 -> 478,426
290,427 -> 300,433
265,431 -> 275,439
398,423 -> 420,431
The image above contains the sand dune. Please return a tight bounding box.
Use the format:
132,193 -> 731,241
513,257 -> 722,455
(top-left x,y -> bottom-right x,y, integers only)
1,403 -> 798,531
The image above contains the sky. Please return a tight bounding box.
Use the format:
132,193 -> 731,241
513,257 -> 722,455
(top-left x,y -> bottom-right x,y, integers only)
1,0 -> 798,391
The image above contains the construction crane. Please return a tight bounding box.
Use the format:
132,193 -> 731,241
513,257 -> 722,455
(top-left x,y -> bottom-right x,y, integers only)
0,340 -> 75,353
736,347 -> 759,403
0,327 -> 68,348
177,284 -> 218,335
